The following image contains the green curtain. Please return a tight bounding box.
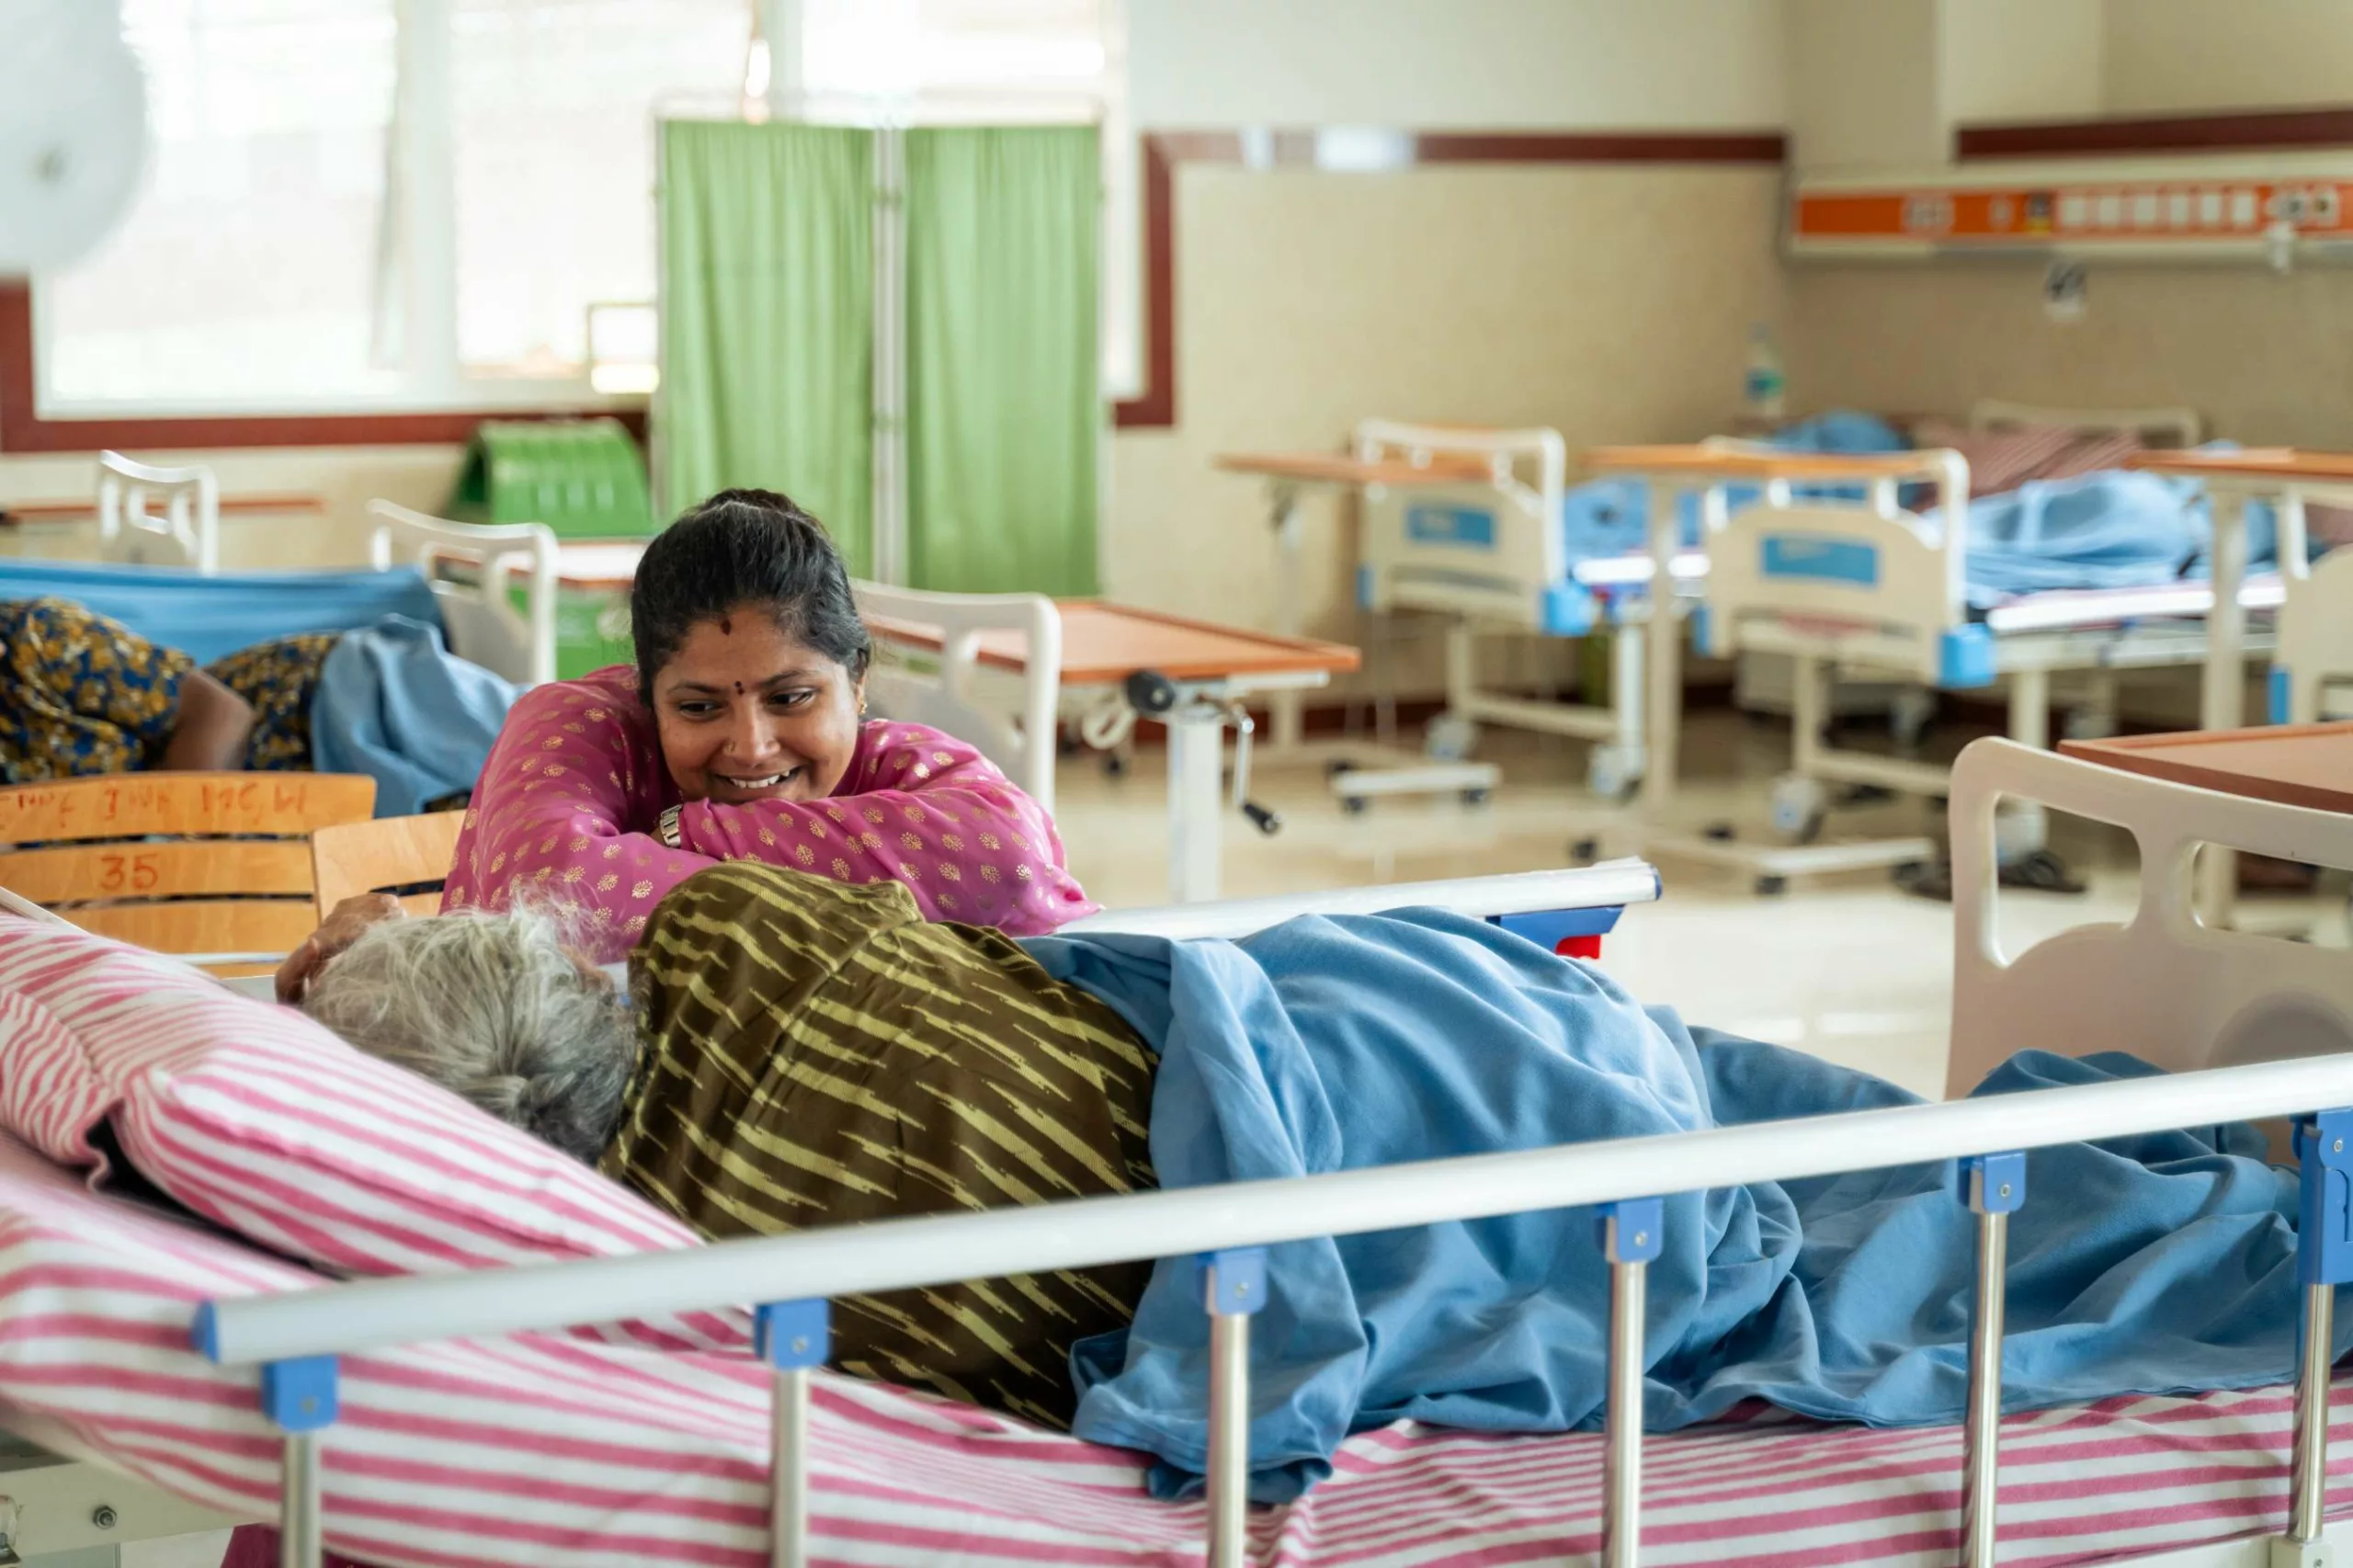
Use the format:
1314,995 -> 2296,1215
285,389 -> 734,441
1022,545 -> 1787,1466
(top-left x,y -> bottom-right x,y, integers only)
657,120 -> 875,574
904,126 -> 1101,596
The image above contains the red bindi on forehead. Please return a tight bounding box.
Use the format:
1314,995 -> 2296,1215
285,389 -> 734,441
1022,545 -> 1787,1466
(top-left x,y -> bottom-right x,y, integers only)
719,615 -> 733,635
733,681 -> 745,695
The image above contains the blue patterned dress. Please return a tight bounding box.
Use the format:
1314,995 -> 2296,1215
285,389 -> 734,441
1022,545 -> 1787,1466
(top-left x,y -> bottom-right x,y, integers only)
0,597 -> 338,783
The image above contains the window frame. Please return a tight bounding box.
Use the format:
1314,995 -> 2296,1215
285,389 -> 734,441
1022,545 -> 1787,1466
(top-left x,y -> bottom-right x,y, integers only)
2,0 -> 1151,451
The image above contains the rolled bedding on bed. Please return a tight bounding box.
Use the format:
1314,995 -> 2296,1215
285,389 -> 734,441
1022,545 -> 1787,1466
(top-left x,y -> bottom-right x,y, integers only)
1025,909 -> 2331,1504
1941,469 -> 2211,608
310,614 -> 519,815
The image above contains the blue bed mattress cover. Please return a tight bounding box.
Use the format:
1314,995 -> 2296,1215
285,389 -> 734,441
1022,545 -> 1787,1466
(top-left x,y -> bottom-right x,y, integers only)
0,559 -> 445,665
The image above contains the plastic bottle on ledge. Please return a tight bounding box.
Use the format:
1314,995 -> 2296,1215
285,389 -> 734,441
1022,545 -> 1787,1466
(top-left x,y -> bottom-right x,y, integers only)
1743,323 -> 1786,424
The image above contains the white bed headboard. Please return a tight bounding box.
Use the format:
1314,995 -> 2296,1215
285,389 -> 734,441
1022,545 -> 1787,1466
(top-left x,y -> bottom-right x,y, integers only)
95,451 -> 219,571
1967,399 -> 2204,449
366,501 -> 559,687
855,582 -> 1061,814
1352,420 -> 1568,517
1945,738 -> 2353,1099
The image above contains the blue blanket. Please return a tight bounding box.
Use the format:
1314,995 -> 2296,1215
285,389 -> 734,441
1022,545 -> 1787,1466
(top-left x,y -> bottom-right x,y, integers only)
311,617 -> 519,816
1935,470 -> 2209,608
0,559 -> 445,665
1025,911 -> 2333,1503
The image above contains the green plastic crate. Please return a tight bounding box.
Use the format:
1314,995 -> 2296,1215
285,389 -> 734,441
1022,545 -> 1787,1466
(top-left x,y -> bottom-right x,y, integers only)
506,582 -> 631,680
449,417 -> 654,541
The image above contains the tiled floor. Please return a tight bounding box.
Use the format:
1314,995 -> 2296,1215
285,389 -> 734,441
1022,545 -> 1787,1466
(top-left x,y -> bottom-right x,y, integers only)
1055,710 -> 2347,1101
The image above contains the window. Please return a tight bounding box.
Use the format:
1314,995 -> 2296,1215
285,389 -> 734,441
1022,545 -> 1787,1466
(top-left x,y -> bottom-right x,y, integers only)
449,0 -> 752,376
38,0 -> 748,417
33,0 -> 1131,419
793,0 -> 1136,395
40,1 -> 404,411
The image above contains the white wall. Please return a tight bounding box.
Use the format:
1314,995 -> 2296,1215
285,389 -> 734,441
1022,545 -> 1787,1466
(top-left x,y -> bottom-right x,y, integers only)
2102,0 -> 2353,114
1128,0 -> 1786,130
1942,0 -> 2104,123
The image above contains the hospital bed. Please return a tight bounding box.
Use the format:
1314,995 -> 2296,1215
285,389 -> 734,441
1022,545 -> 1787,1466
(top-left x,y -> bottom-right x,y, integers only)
1624,425 -> 2279,895
2120,449 -> 2353,730
0,459 -> 562,687
1352,421 -> 1666,802
1349,404 -> 2212,826
6,743 -> 2353,1566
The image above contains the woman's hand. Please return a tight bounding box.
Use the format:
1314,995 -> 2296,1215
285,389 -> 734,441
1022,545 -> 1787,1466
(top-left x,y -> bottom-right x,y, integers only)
276,893 -> 406,1004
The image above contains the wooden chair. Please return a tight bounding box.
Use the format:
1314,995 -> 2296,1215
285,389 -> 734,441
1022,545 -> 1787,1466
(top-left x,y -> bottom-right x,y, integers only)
310,811 -> 468,919
0,773 -> 377,973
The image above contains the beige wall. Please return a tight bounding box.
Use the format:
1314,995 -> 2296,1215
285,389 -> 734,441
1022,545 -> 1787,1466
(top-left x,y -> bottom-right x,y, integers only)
1109,162 -> 1786,693
1943,0 -> 2105,123
1787,262 -> 2353,446
0,446 -> 466,568
1130,0 -> 1786,130
2102,0 -> 2353,115
1786,0 -> 1945,171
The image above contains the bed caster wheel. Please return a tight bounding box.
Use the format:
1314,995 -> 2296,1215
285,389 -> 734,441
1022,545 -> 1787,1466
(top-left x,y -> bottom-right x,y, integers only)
1570,835 -> 1601,865
1425,712 -> 1479,763
1461,788 -> 1492,806
1243,801 -> 1282,836
1586,744 -> 1641,802
1756,875 -> 1790,896
2063,708 -> 2119,744
1998,847 -> 2087,895
1123,668 -> 1178,717
1894,860 -> 1952,901
1341,795 -> 1370,816
1889,687 -> 1936,752
1102,753 -> 1129,779
1704,822 -> 1736,842
1769,775 -> 1828,845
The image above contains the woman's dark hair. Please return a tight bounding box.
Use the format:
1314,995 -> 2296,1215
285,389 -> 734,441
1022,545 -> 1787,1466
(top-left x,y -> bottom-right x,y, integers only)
630,488 -> 871,694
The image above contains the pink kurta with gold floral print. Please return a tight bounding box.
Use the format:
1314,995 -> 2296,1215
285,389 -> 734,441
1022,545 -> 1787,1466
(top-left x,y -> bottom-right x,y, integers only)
441,666 -> 1094,961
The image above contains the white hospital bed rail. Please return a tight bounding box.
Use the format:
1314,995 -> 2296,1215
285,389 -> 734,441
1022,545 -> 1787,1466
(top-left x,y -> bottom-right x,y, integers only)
1066,858 -> 1658,940
195,744 -> 2353,1568
195,1050 -> 2353,1568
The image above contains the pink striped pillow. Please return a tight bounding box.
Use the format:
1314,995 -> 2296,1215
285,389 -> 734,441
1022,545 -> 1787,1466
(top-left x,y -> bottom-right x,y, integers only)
0,919 -> 745,1351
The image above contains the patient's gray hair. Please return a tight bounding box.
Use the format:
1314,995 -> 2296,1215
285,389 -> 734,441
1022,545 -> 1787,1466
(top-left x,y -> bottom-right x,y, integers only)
301,906 -> 637,1165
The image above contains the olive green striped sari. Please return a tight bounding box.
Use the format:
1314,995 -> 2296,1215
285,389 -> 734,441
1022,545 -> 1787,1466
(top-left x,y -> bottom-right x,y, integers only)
607,862 -> 1156,1426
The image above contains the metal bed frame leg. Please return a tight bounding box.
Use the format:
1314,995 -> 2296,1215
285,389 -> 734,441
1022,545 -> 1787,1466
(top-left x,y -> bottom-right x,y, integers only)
757,1300 -> 831,1568
1960,1153 -> 2025,1568
258,1356 -> 337,1568
2279,1112 -> 2353,1566
1202,1247 -> 1267,1568
1597,1198 -> 1662,1568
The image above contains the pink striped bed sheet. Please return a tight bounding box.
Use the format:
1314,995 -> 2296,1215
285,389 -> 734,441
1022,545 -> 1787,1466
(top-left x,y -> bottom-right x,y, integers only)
1,1131 -> 2347,1568
0,918 -> 745,1354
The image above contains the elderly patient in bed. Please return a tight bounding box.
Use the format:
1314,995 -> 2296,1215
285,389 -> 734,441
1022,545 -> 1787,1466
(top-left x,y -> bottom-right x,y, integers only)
295,861 -> 1156,1431
292,859 -> 2319,1485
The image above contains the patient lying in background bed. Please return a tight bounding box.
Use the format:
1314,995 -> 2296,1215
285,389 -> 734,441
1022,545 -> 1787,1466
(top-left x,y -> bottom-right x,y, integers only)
298,863 -> 2342,1501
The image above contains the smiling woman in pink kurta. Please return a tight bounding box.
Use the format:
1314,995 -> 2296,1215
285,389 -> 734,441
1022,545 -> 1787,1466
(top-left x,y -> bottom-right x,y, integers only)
441,665 -> 1092,961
